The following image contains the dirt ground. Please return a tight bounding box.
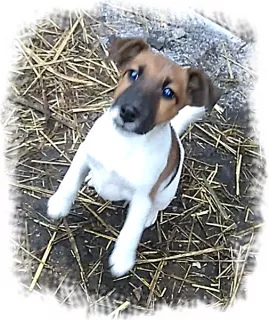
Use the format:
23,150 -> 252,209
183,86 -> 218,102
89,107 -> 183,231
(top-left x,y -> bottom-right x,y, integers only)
9,5 -> 264,317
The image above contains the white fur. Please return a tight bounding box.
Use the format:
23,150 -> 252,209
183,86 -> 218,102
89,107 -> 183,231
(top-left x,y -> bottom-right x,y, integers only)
171,105 -> 206,136
47,105 -> 206,277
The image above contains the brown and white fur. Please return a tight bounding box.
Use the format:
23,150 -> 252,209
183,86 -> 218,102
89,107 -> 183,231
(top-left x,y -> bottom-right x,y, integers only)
47,37 -> 221,277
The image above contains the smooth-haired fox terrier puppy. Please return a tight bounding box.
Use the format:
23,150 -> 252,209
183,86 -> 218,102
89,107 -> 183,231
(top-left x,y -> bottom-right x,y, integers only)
47,37 -> 221,277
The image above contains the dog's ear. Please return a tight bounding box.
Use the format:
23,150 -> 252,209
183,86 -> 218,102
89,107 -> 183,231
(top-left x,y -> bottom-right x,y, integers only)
108,37 -> 149,68
186,68 -> 221,110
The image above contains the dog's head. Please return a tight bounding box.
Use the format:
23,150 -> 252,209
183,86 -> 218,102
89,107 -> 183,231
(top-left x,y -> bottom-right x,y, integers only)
108,37 -> 221,135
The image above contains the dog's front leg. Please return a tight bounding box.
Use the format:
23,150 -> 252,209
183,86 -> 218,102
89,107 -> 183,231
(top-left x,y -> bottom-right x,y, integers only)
47,142 -> 90,220
109,193 -> 152,277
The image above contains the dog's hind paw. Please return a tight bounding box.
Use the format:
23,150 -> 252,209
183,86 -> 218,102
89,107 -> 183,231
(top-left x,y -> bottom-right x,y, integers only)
47,192 -> 72,220
84,172 -> 94,187
144,210 -> 158,229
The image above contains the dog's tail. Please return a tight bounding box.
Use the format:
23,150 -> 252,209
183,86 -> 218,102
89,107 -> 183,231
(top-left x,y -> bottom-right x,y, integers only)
170,105 -> 207,137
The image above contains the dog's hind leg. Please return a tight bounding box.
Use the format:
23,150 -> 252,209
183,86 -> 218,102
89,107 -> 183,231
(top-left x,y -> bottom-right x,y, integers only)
144,208 -> 159,229
84,171 -> 94,187
47,142 -> 90,220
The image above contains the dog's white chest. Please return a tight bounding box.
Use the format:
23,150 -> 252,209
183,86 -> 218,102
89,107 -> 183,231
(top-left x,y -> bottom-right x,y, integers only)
84,112 -> 170,201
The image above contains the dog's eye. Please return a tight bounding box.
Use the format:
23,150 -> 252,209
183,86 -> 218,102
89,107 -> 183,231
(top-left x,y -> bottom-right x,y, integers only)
128,70 -> 139,81
162,87 -> 175,99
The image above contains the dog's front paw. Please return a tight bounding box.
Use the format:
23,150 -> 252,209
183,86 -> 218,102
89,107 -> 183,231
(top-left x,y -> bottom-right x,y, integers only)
47,192 -> 73,220
109,245 -> 136,278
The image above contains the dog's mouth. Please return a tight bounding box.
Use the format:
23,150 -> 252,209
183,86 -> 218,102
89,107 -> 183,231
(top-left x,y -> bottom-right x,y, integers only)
114,117 -> 138,133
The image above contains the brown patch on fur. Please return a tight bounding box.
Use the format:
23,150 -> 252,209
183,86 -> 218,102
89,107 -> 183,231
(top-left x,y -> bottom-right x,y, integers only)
109,37 -> 221,128
153,65 -> 190,125
113,75 -> 132,100
109,37 -> 149,68
113,50 -> 190,110
149,127 -> 179,201
186,68 -> 221,111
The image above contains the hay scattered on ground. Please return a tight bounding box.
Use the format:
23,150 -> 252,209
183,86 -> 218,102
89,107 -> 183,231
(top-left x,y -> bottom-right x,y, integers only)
8,7 -> 264,316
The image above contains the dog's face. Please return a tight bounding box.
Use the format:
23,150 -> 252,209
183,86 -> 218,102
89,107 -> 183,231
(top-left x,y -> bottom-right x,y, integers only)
108,37 -> 221,135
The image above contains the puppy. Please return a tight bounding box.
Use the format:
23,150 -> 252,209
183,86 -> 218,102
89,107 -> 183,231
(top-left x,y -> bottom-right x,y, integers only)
47,37 -> 221,277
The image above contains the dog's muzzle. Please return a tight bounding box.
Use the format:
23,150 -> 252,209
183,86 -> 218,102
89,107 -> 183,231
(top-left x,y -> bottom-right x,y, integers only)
110,104 -> 138,132
110,83 -> 158,134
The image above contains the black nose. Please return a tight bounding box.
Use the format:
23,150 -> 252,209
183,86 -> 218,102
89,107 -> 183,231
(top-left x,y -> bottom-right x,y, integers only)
120,105 -> 140,123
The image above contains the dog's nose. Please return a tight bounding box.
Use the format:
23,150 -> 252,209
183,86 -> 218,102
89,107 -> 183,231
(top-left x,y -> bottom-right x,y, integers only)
120,105 -> 140,123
